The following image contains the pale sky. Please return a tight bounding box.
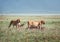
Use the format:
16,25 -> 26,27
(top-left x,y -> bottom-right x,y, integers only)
0,0 -> 60,14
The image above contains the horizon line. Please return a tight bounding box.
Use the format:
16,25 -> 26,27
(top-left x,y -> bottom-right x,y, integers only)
0,13 -> 60,16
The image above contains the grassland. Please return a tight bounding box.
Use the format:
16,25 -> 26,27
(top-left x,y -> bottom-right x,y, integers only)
0,15 -> 60,42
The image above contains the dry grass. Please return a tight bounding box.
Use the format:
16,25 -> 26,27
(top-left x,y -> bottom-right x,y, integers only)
0,15 -> 60,42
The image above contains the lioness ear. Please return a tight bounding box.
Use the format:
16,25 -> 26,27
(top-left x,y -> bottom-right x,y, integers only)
41,20 -> 45,24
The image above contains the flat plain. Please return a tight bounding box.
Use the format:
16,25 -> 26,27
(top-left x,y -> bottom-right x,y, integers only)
0,15 -> 60,42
